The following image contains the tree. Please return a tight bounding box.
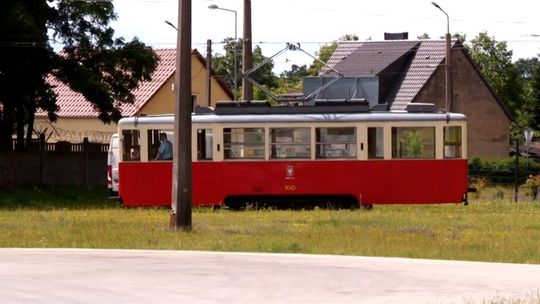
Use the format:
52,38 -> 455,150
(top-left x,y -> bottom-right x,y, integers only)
417,33 -> 431,40
272,64 -> 311,97
515,57 -> 540,130
212,38 -> 277,100
452,32 -> 467,43
466,32 -> 524,135
211,38 -> 240,95
0,0 -> 158,150
307,43 -> 337,76
250,45 -> 277,89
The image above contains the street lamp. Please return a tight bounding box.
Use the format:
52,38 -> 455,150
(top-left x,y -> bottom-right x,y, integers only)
431,2 -> 452,113
164,20 -> 178,31
431,2 -> 449,34
209,4 -> 238,101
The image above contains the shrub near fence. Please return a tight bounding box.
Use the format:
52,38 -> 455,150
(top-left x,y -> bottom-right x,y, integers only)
0,137 -> 108,187
469,156 -> 540,186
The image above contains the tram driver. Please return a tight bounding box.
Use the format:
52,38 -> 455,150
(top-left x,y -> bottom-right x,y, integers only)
155,132 -> 173,160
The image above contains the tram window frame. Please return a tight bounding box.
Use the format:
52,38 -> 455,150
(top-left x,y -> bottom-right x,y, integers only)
223,127 -> 265,160
121,129 -> 141,162
315,127 -> 357,159
196,128 -> 213,161
270,127 -> 311,159
368,127 -> 384,159
444,126 -> 462,158
391,126 -> 435,159
148,129 -> 174,161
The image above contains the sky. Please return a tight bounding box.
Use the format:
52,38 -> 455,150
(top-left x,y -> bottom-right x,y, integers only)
109,0 -> 540,72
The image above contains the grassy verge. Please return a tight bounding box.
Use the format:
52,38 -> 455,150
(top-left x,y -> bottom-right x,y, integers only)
1,187 -> 540,264
0,186 -> 118,210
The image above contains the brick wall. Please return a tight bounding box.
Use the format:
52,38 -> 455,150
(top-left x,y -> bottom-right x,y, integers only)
415,49 -> 511,158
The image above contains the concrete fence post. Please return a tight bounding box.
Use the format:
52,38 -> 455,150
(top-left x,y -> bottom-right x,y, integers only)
40,134 -> 45,186
83,137 -> 89,187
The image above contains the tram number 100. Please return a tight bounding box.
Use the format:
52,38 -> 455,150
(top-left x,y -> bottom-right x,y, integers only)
284,185 -> 296,191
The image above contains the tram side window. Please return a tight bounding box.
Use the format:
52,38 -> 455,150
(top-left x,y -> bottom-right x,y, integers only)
444,126 -> 462,158
270,128 -> 311,159
223,128 -> 264,159
392,127 -> 435,159
316,127 -> 356,159
148,129 -> 174,161
122,129 -> 140,161
368,127 -> 384,159
197,129 -> 213,160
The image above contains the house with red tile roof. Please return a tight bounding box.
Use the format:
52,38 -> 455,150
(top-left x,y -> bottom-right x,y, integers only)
306,39 -> 511,158
35,48 -> 233,143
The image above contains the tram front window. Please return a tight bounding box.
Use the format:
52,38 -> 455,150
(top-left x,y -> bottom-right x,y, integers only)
148,129 -> 174,161
122,129 -> 140,161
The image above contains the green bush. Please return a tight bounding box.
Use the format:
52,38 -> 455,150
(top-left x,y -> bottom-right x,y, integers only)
468,156 -> 540,185
523,175 -> 540,199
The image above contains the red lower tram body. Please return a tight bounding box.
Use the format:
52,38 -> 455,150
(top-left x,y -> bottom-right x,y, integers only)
118,159 -> 468,208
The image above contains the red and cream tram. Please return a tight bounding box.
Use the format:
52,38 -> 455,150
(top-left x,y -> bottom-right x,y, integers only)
117,101 -> 468,208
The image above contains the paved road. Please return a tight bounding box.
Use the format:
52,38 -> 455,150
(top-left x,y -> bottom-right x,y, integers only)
1,248 -> 539,304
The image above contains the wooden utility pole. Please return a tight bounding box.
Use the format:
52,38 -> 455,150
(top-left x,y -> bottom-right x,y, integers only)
206,39 -> 212,107
242,0 -> 253,101
172,0 -> 192,231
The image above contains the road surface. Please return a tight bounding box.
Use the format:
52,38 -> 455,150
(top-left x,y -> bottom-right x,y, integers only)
1,248 -> 539,303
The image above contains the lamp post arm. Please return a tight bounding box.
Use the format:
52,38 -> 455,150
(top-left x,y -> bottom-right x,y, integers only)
431,2 -> 449,34
209,5 -> 239,100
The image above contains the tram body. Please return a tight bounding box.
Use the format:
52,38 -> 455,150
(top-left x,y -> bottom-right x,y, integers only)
117,105 -> 468,208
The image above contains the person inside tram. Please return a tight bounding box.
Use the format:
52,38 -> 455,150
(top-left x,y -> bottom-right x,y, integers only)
130,145 -> 140,161
155,132 -> 173,160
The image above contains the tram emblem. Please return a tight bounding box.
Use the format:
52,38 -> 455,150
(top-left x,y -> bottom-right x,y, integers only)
286,165 -> 295,180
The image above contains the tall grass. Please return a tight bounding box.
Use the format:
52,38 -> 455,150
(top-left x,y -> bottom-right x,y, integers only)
1,186 -> 540,264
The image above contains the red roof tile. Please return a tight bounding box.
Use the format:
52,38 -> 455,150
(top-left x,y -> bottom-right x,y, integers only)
38,48 -> 232,118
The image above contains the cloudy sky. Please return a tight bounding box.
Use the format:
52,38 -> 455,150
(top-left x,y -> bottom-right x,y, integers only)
109,0 -> 540,72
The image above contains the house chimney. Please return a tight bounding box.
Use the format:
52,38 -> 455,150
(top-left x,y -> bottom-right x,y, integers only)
384,32 -> 408,40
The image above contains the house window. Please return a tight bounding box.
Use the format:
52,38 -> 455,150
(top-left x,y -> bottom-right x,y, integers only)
192,95 -> 198,112
392,127 -> 435,159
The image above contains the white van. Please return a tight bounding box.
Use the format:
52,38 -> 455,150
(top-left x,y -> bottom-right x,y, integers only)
107,133 -> 119,198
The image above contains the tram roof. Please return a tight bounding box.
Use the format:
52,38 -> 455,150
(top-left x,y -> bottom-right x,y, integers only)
118,111 -> 466,127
